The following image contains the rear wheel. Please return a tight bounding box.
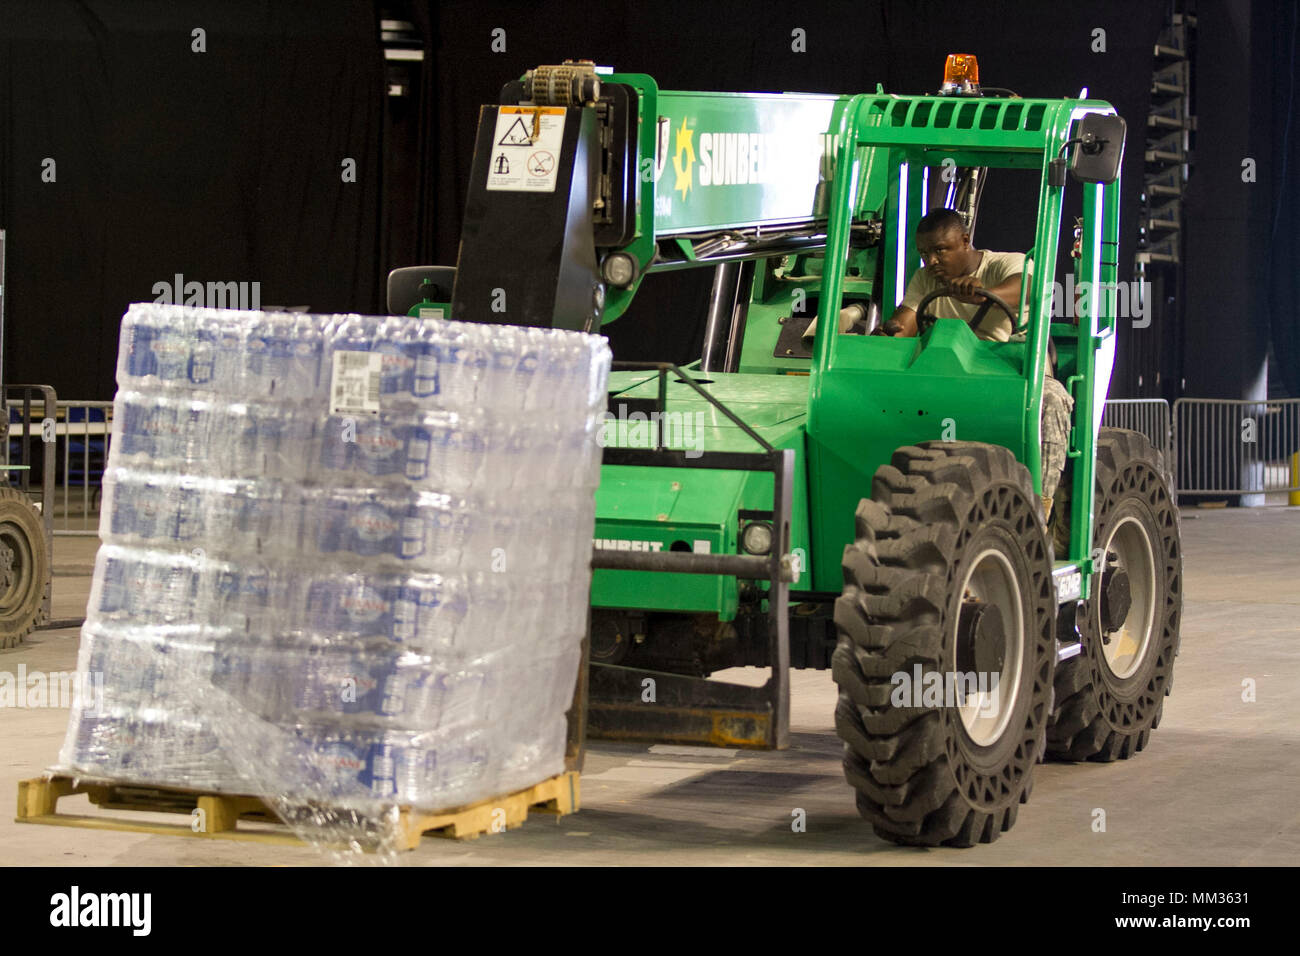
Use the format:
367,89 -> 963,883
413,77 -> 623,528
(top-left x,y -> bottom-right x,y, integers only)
0,486 -> 49,648
1048,428 -> 1181,761
832,443 -> 1056,846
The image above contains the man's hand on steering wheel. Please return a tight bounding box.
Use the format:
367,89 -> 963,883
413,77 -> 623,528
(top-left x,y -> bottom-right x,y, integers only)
913,285 -> 1018,336
945,274 -> 986,301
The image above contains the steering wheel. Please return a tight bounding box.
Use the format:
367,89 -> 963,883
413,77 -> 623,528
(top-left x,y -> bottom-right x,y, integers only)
914,286 -> 1018,336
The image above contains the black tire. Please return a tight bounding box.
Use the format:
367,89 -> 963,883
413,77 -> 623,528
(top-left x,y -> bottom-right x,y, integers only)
1047,428 -> 1181,761
832,442 -> 1056,847
0,486 -> 49,648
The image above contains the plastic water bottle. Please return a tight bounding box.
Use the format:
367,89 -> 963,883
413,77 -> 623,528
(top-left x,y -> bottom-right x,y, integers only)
188,320 -> 217,389
216,478 -> 284,557
152,309 -> 195,384
171,476 -> 206,544
418,492 -> 471,570
277,408 -> 321,482
482,419 -> 527,492
89,546 -> 201,625
404,425 -> 432,481
229,403 -> 314,481
287,314 -> 325,403
433,325 -> 487,409
352,416 -> 412,479
185,310 -> 237,395
512,328 -> 546,412
304,572 -> 396,640
420,411 -> 484,494
213,316 -> 247,396
482,325 -> 518,414
112,391 -> 153,460
393,573 -> 467,653
177,399 -> 219,476
375,315 -> 419,403
206,558 -> 282,635
118,304 -> 160,384
244,313 -> 290,399
317,414 -> 352,475
459,571 -> 510,656
310,488 -> 405,562
297,722 -> 376,800
411,322 -> 441,400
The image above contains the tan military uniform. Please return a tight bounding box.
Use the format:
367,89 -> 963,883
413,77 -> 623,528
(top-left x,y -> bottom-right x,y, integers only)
899,250 -> 1031,341
1040,374 -> 1073,501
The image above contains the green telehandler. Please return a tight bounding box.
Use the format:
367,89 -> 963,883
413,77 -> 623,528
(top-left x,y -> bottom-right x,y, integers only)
392,56 -> 1182,846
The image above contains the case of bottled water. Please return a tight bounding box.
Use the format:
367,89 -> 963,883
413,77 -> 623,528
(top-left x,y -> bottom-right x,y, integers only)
58,303 -> 609,816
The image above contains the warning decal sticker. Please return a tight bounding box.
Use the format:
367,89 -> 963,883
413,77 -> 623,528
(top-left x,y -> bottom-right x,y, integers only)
497,116 -> 534,146
486,106 -> 566,193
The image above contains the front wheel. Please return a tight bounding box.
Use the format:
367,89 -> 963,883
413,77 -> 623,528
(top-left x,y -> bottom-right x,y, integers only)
1048,428 -> 1182,760
832,442 -> 1056,846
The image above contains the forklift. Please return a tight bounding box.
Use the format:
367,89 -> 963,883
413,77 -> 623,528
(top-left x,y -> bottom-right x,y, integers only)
0,228 -> 54,649
391,56 -> 1181,846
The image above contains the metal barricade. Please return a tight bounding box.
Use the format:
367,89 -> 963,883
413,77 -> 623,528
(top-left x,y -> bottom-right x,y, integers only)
1173,398 -> 1300,498
2,385 -> 57,620
3,397 -> 111,535
1101,398 -> 1175,490
53,400 -> 113,535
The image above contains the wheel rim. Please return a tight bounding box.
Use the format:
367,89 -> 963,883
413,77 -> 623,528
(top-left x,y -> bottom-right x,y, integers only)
0,521 -> 33,614
1100,515 -> 1156,680
954,547 -> 1024,746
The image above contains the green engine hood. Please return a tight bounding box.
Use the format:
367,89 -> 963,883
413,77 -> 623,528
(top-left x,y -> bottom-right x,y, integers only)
592,371 -> 810,618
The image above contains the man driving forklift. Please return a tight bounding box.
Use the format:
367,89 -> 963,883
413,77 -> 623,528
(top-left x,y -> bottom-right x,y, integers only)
886,209 -> 1074,533
887,208 -> 1028,340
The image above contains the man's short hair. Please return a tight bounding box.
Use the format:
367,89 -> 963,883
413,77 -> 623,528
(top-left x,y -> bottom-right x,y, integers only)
916,208 -> 967,237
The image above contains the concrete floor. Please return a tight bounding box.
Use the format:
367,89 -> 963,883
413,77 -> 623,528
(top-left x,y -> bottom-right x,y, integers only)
2,507 -> 1298,866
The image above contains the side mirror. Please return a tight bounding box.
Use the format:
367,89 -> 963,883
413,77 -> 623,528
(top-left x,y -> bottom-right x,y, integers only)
1069,113 -> 1126,185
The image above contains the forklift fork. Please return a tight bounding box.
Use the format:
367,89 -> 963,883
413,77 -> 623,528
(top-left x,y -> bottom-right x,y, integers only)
584,363 -> 794,750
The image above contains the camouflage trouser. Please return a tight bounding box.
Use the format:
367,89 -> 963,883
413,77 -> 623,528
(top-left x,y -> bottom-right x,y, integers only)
1041,375 -> 1074,500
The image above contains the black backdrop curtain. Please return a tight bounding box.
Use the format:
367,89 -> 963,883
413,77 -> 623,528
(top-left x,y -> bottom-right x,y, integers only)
0,1 -> 384,401
1267,0 -> 1300,398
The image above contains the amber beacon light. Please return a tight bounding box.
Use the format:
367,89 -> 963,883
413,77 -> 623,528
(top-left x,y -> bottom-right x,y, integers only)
941,54 -> 981,94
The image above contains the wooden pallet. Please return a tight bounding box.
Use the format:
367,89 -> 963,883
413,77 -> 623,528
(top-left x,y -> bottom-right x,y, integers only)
16,771 -> 580,851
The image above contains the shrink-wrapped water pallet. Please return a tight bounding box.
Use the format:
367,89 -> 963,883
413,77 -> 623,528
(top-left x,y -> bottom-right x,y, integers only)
57,304 -> 610,821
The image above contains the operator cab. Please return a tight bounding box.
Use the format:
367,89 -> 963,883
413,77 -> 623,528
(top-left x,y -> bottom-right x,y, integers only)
731,56 -> 1123,386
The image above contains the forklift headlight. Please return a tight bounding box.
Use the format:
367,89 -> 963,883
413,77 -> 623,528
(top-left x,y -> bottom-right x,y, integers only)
741,521 -> 774,556
601,252 -> 637,288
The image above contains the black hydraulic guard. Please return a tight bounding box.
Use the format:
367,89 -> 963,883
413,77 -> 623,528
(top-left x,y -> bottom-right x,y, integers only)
452,104 -> 603,331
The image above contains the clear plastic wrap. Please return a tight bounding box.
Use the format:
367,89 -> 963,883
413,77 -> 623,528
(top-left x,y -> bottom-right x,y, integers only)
57,303 -> 610,855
